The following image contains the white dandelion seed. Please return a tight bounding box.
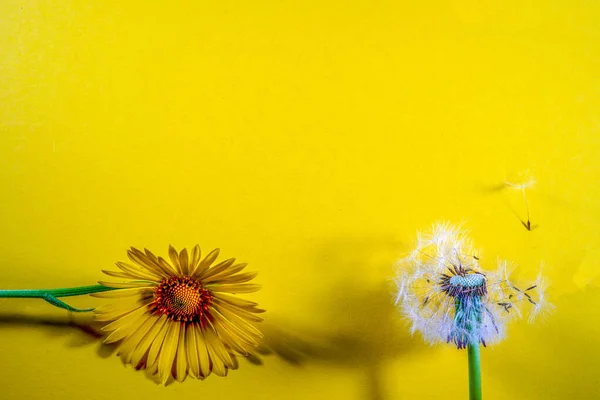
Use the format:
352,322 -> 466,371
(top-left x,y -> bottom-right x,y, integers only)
504,170 -> 536,191
395,223 -> 550,349
505,170 -> 536,230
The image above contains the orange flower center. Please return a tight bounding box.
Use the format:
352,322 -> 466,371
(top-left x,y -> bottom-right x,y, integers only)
151,276 -> 213,324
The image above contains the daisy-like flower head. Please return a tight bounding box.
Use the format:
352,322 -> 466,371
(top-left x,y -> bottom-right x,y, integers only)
94,246 -> 264,384
395,223 -> 550,349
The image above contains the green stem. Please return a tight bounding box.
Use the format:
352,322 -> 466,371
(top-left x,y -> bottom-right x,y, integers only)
454,295 -> 484,400
0,285 -> 118,312
467,343 -> 482,400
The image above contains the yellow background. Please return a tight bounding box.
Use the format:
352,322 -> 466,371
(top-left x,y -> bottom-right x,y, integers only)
1,1 -> 599,399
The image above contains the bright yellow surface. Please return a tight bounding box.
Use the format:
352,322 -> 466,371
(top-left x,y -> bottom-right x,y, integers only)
1,1 -> 599,399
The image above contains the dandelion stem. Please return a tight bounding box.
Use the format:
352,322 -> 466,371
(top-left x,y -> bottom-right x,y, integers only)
0,285 -> 119,312
453,295 -> 484,399
468,343 -> 482,400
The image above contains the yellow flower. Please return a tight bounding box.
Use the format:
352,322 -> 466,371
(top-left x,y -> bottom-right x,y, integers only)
93,245 -> 264,384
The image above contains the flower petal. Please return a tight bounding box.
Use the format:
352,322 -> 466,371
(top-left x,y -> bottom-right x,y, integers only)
103,305 -> 150,343
158,256 -> 178,276
208,283 -> 261,294
117,314 -> 158,363
97,281 -> 156,289
175,325 -> 188,382
203,327 -> 228,376
95,299 -> 151,322
115,261 -> 161,281
91,287 -> 153,298
142,247 -> 177,277
179,248 -> 189,276
210,318 -> 255,355
193,248 -> 220,277
213,299 -> 264,322
185,324 -> 200,378
128,247 -> 171,278
168,245 -> 181,274
211,303 -> 262,338
209,271 -> 258,285
209,307 -> 260,346
197,258 -> 236,281
204,323 -> 235,368
131,314 -> 168,367
194,324 -> 212,378
212,292 -> 260,309
158,321 -> 181,384
101,270 -> 138,280
147,318 -> 171,367
201,263 -> 247,283
189,245 -> 202,275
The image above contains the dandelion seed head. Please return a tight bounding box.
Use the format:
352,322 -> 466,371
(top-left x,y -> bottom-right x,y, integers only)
395,223 -> 550,349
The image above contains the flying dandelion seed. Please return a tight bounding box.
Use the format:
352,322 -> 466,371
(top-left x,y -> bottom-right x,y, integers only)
505,171 -> 536,231
395,223 -> 550,349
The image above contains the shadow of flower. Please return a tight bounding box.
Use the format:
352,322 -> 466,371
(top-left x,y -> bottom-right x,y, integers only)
0,311 -> 118,356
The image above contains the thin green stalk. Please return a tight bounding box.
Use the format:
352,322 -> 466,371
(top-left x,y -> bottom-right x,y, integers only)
468,343 -> 482,400
0,284 -> 118,312
454,294 -> 484,400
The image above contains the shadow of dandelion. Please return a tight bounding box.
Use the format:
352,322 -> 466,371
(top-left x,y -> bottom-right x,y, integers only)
252,237 -> 427,400
258,282 -> 422,400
